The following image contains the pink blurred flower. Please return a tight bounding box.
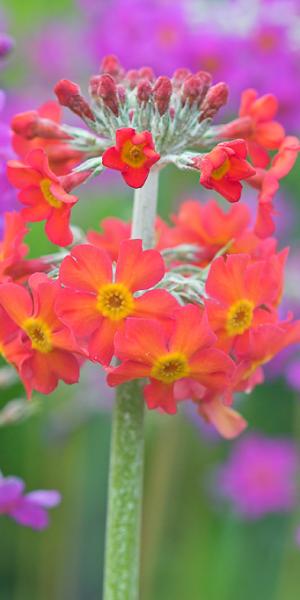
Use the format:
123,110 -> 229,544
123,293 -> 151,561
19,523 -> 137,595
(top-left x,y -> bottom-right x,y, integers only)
0,474 -> 61,529
216,434 -> 298,519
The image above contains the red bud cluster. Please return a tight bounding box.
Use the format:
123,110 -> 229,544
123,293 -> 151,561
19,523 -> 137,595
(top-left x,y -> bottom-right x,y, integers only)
153,76 -> 172,116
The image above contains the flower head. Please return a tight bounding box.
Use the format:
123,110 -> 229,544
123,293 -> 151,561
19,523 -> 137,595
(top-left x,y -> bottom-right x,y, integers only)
102,128 -> 160,188
194,140 -> 255,203
107,304 -> 234,415
0,474 -> 61,530
7,148 -> 79,246
56,239 -> 178,365
0,273 -> 82,396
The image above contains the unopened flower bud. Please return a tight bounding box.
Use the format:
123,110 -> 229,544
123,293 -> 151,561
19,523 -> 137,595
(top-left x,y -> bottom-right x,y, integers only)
11,111 -> 71,140
117,85 -> 126,105
100,55 -> 124,81
97,74 -> 119,116
60,169 -> 92,192
89,75 -> 101,96
218,116 -> 254,139
54,79 -> 95,122
200,82 -> 229,121
137,79 -> 152,105
126,69 -> 139,89
182,74 -> 210,107
153,76 -> 172,116
172,68 -> 191,89
138,67 -> 155,81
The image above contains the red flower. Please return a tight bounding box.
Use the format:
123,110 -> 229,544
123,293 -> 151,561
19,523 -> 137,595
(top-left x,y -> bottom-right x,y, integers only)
102,128 -> 160,188
12,101 -> 83,175
7,148 -> 78,246
205,252 -> 287,351
195,140 -> 255,203
87,217 -> 131,261
0,274 -> 82,396
107,304 -> 234,415
0,211 -> 47,283
239,89 -> 285,168
56,239 -> 178,365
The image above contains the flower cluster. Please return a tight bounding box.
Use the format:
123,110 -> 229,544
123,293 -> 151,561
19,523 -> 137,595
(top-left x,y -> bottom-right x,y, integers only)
0,55 -> 299,442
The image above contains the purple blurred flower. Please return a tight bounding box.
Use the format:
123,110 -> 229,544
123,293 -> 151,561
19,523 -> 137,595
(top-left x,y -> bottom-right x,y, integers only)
0,32 -> 14,61
0,91 -> 18,233
0,474 -> 61,530
216,434 -> 298,519
83,0 -> 192,75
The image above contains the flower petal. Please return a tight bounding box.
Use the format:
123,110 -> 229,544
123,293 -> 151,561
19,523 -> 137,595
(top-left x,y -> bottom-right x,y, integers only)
59,244 -> 112,292
115,239 -> 165,291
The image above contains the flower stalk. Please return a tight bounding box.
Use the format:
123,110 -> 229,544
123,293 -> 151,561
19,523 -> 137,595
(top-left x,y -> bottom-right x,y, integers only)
103,169 -> 159,600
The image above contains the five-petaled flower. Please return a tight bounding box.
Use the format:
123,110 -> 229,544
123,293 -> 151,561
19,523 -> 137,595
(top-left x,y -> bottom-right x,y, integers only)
205,252 -> 287,352
102,128 -> 160,188
7,148 -> 78,246
194,140 -> 255,203
56,239 -> 178,365
0,273 -> 82,396
107,304 -> 234,415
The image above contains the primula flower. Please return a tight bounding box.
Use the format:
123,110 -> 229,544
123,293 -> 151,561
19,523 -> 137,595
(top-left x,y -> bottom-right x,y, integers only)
56,239 -> 178,365
0,211 -> 47,282
11,101 -> 83,176
0,273 -> 82,396
102,128 -> 160,188
107,304 -> 234,415
87,217 -> 131,262
0,305 -> 28,370
162,199 -> 270,266
0,474 -> 61,530
7,148 -> 78,246
223,89 -> 285,168
194,140 -> 255,203
205,252 -> 287,351
216,434 -> 298,519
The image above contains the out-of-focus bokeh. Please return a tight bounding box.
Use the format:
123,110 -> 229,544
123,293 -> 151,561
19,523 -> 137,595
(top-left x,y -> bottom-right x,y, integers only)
1,1 -> 300,598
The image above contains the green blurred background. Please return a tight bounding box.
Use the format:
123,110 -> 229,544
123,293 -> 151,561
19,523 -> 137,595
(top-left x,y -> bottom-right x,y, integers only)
1,0 -> 300,598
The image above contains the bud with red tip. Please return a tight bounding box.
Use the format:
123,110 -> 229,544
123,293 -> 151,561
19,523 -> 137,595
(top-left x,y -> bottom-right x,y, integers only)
138,67 -> 155,81
137,79 -> 152,105
181,73 -> 211,108
11,111 -> 71,140
97,74 -> 119,116
200,82 -> 229,121
153,76 -> 172,116
126,69 -> 140,89
54,80 -> 95,122
172,68 -> 191,89
100,55 -> 124,81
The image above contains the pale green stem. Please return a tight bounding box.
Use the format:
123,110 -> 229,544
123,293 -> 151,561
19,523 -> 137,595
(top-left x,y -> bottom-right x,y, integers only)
103,169 -> 159,600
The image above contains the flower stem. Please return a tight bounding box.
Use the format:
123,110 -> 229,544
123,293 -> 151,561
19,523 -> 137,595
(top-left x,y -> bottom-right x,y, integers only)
103,169 -> 159,600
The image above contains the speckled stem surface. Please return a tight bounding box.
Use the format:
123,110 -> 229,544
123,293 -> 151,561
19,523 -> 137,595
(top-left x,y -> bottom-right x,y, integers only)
103,169 -> 159,600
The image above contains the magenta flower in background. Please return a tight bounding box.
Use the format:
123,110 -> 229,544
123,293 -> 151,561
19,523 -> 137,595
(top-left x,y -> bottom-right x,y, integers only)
216,434 -> 298,519
0,32 -> 14,61
0,474 -> 61,530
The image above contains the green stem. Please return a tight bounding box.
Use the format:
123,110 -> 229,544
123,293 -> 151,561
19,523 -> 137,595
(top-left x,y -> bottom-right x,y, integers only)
103,169 -> 159,600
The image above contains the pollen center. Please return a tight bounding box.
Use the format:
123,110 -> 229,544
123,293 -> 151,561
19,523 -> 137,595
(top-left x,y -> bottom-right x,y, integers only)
151,352 -> 189,384
40,178 -> 62,208
23,317 -> 53,353
226,299 -> 254,336
211,157 -> 230,180
96,283 -> 134,321
121,140 -> 147,168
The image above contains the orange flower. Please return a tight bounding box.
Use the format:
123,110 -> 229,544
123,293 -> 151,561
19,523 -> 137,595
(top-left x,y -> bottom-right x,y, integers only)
87,217 -> 131,261
7,148 -> 78,246
0,211 -> 47,283
238,88 -> 285,167
102,128 -> 160,188
195,140 -> 255,203
107,305 -> 234,414
0,274 -> 82,396
56,239 -> 178,365
205,252 -> 287,351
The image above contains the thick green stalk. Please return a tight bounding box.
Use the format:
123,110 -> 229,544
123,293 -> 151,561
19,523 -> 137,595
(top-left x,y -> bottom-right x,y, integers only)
103,170 -> 159,600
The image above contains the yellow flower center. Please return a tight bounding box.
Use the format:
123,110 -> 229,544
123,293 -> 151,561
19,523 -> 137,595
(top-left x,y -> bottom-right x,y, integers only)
96,283 -> 134,321
40,178 -> 63,208
211,157 -> 230,180
151,352 -> 190,384
23,317 -> 53,353
121,140 -> 147,168
226,299 -> 254,336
